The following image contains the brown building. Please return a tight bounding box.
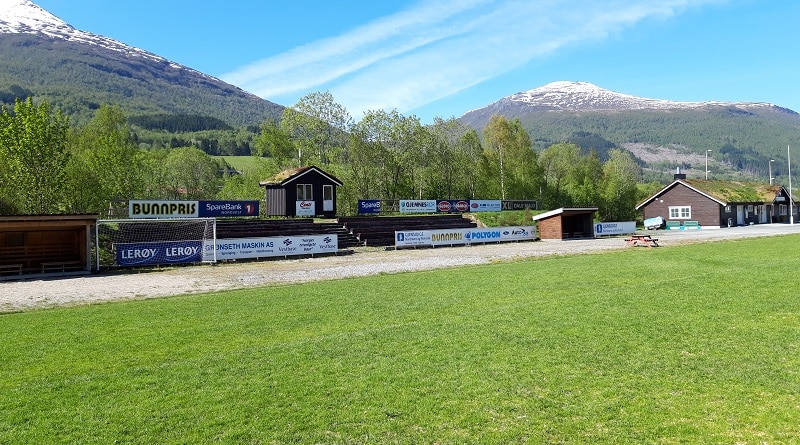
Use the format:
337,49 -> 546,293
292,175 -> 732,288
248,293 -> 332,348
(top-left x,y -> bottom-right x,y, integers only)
636,179 -> 793,228
0,214 -> 97,279
532,207 -> 598,240
260,166 -> 342,218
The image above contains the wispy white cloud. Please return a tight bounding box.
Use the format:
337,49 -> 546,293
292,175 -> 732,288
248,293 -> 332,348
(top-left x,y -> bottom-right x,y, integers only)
221,0 -> 723,118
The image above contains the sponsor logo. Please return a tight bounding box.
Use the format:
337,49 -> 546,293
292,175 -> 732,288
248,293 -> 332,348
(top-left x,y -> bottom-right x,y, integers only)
131,201 -> 197,217
470,230 -> 501,240
120,248 -> 158,260
405,201 -> 431,208
165,246 -> 199,258
431,232 -> 462,242
455,201 -> 469,212
299,201 -> 313,209
437,201 -> 451,212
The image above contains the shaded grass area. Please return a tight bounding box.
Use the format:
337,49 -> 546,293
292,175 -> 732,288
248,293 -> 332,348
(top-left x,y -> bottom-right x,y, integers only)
2,236 -> 800,444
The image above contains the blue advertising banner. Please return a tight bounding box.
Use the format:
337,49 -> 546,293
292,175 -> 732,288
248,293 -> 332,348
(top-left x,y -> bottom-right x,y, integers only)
116,240 -> 203,266
358,200 -> 381,214
198,201 -> 259,217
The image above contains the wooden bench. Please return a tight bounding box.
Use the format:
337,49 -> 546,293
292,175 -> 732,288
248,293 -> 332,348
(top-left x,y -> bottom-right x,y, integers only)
41,260 -> 85,273
0,264 -> 23,276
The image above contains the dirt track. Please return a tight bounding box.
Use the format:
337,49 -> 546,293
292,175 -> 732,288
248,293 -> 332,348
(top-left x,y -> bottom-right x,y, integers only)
3,224 -> 800,313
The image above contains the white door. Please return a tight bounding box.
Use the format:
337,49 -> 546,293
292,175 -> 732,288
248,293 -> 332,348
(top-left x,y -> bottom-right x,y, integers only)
323,185 -> 334,212
736,205 -> 744,225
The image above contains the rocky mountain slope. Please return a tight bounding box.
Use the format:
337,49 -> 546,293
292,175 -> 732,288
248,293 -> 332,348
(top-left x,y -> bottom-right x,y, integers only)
0,0 -> 282,126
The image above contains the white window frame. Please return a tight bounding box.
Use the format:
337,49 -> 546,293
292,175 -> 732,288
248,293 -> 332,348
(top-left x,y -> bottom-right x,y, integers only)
668,206 -> 691,219
297,184 -> 312,201
779,204 -> 787,216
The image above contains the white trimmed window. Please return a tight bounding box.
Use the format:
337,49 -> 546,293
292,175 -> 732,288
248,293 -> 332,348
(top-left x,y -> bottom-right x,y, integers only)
297,184 -> 312,200
669,206 -> 691,219
779,204 -> 787,216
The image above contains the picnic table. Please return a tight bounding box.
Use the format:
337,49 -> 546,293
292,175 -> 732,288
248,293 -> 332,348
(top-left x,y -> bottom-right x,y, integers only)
624,234 -> 659,248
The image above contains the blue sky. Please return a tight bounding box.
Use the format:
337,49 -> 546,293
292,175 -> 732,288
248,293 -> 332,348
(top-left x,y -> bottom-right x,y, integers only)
34,0 -> 800,124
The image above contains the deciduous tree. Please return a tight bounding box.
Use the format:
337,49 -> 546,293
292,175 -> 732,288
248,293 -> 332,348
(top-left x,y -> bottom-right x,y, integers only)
600,149 -> 641,221
0,98 -> 70,214
280,92 -> 352,165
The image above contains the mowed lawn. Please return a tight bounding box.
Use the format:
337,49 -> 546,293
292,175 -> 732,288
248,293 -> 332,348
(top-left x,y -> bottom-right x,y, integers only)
2,236 -> 800,444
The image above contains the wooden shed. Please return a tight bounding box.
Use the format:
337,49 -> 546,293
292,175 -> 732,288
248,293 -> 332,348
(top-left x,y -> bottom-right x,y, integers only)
259,166 -> 343,218
636,179 -> 792,228
0,214 -> 97,279
533,207 -> 598,240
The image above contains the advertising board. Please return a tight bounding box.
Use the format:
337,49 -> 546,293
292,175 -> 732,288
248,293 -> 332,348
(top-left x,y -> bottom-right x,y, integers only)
208,235 -> 338,260
129,200 -> 199,219
399,200 -> 437,213
358,200 -> 381,214
395,226 -> 536,248
198,201 -> 259,217
436,200 -> 471,213
593,221 -> 636,236
468,200 -> 502,212
296,200 -> 316,217
501,200 -> 537,211
116,240 -> 204,266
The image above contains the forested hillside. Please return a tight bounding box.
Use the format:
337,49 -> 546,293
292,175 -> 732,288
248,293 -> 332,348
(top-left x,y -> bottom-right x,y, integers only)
462,104 -> 800,183
0,34 -> 283,126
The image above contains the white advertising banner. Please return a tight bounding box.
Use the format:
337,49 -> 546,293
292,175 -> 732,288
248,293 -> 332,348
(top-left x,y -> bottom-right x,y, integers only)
296,200 -> 316,217
395,226 -> 536,248
129,200 -> 199,219
208,235 -> 338,260
593,221 -> 636,236
399,199 -> 437,213
468,200 -> 502,212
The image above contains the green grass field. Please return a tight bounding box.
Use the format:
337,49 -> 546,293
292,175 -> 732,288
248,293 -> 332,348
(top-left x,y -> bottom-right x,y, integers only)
216,155 -> 269,175
2,236 -> 800,444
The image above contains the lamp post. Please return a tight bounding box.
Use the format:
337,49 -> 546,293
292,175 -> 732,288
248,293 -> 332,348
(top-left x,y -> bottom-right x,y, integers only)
705,150 -> 712,180
789,145 -> 794,225
769,159 -> 775,185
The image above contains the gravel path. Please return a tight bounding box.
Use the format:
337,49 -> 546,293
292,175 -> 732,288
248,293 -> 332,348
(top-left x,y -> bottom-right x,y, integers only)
3,224 -> 799,313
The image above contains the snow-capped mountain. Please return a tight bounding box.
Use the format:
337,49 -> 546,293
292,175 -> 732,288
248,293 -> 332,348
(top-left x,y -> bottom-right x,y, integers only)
0,0 -> 282,126
0,0 -> 169,66
458,80 -> 800,178
507,81 -> 777,112
460,80 -> 796,133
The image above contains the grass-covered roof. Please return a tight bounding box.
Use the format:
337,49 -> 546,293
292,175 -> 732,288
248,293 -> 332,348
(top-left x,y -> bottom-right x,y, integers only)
683,179 -> 782,203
